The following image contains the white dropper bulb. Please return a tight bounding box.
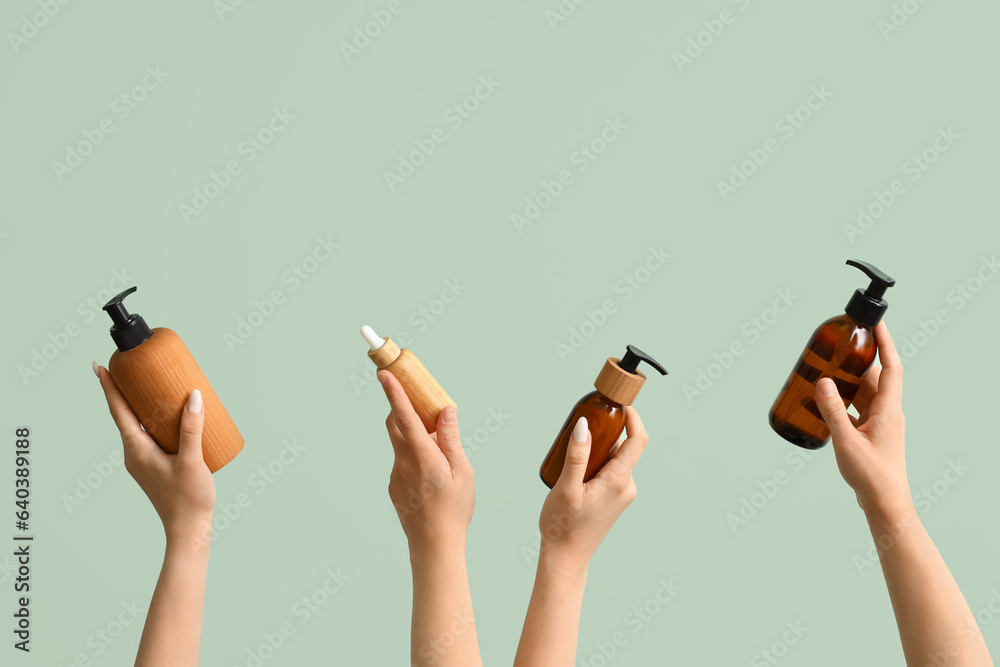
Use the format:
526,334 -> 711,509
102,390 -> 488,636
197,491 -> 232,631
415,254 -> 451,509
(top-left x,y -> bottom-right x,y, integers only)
360,325 -> 385,352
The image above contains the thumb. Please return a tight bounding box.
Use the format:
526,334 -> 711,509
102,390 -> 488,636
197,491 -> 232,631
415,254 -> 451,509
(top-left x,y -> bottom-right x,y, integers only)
814,378 -> 855,443
434,406 -> 466,467
177,389 -> 207,467
556,417 -> 591,489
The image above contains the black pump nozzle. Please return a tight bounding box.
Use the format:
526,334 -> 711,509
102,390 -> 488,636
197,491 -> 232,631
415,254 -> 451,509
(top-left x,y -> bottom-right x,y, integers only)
103,286 -> 152,351
618,345 -> 668,376
845,260 -> 896,327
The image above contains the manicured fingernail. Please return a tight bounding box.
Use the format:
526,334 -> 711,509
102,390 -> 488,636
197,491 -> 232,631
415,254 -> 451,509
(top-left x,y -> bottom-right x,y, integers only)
187,389 -> 203,413
441,406 -> 457,424
92,361 -> 100,378
376,371 -> 388,386
572,416 -> 589,442
816,378 -> 836,398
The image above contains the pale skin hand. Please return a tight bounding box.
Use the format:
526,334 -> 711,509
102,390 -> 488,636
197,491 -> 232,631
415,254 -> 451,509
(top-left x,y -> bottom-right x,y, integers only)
814,323 -> 993,667
513,408 -> 649,667
378,370 -> 482,667
95,362 -> 215,667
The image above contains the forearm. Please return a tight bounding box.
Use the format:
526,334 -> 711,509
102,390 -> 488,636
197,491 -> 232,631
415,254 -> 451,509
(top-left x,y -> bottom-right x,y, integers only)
410,538 -> 482,667
134,536 -> 211,667
866,500 -> 992,667
513,550 -> 589,667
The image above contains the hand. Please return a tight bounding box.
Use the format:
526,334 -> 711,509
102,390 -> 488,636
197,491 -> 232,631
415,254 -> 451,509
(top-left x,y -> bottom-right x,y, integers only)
378,371 -> 474,556
813,321 -> 910,513
538,407 -> 648,570
95,362 -> 215,548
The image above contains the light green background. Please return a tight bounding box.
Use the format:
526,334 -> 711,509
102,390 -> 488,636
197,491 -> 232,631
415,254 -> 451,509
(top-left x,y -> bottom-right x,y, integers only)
2,0 -> 999,664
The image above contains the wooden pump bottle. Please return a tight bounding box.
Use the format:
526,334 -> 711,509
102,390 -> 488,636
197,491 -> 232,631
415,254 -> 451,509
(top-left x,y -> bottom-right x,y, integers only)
769,260 -> 896,449
103,287 -> 244,472
540,345 -> 667,488
361,325 -> 455,433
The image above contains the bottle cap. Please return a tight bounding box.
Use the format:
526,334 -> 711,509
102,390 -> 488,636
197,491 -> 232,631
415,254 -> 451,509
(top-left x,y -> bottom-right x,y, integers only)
594,344 -> 668,406
103,286 -> 152,351
361,325 -> 401,368
844,260 -> 896,327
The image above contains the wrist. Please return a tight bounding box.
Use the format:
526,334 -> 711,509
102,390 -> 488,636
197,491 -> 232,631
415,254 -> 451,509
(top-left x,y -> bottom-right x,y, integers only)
408,532 -> 466,568
862,496 -> 919,548
163,514 -> 214,556
537,544 -> 590,582
860,489 -> 914,522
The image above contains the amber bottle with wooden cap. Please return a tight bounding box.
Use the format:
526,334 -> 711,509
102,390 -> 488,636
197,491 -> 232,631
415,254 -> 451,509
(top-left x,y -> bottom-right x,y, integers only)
540,345 -> 667,488
769,260 -> 896,449
103,286 -> 244,473
362,325 -> 455,433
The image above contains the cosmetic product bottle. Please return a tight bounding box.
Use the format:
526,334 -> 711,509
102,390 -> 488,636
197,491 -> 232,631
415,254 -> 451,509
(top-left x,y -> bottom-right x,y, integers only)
539,345 -> 667,488
769,260 -> 896,449
103,286 -> 244,472
362,325 -> 455,433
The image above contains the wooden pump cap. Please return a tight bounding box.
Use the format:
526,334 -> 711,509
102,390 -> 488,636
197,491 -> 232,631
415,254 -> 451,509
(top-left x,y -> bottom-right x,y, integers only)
594,357 -> 646,406
368,337 -> 401,368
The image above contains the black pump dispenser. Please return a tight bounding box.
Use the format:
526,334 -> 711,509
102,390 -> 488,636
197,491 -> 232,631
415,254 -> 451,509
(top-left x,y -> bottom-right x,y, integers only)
103,286 -> 153,351
618,344 -> 669,376
844,260 -> 896,327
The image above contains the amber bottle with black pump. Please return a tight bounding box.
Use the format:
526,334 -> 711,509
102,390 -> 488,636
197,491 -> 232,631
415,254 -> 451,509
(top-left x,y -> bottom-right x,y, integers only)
769,260 -> 896,449
361,325 -> 455,434
103,286 -> 244,472
540,345 -> 667,488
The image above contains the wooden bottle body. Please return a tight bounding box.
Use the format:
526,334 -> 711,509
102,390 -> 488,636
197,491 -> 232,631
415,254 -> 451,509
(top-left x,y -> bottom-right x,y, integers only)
376,347 -> 455,433
768,314 -> 877,449
539,391 -> 626,488
108,327 -> 244,472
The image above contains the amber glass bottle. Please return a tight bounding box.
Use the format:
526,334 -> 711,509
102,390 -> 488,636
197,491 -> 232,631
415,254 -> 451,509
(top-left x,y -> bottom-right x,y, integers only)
769,260 -> 895,449
540,345 -> 667,488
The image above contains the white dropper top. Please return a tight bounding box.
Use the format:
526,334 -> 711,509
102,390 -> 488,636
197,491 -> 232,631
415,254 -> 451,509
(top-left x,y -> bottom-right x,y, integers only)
360,325 -> 385,352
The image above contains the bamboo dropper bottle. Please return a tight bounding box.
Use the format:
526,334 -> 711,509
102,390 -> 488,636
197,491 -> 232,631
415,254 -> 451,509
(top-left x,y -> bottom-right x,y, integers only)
362,325 -> 455,433
540,345 -> 667,488
769,260 -> 896,449
103,286 -> 244,473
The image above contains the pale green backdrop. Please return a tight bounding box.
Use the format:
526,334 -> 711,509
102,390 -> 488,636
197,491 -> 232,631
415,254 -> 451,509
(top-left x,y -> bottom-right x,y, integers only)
1,0 -> 998,665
